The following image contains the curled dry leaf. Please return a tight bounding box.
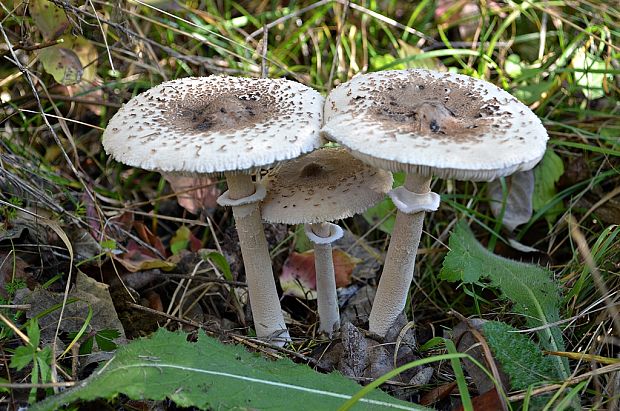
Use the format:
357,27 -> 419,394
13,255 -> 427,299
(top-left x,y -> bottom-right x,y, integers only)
488,170 -> 535,232
114,240 -> 176,272
280,249 -> 359,299
163,174 -> 221,214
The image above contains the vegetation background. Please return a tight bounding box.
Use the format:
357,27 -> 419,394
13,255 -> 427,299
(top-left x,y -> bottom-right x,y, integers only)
0,0 -> 618,409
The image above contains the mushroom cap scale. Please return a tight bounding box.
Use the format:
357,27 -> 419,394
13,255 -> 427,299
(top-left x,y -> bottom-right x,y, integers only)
261,148 -> 393,224
103,76 -> 324,175
322,69 -> 548,181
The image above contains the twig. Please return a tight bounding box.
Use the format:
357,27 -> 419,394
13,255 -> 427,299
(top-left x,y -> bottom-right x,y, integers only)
507,362 -> 620,401
0,304 -> 31,310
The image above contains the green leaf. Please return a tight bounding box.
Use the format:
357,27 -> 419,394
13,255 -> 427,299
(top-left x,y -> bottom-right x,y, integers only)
505,54 -> 523,78
483,321 -> 558,388
80,336 -> 94,355
29,0 -> 70,40
533,149 -> 565,224
10,346 -> 34,371
294,224 -> 313,252
439,222 -> 569,379
363,197 -> 396,234
38,47 -> 83,85
36,347 -> 53,384
514,80 -> 555,105
362,172 -> 405,234
170,226 -> 191,255
571,48 -> 612,100
31,329 -> 421,411
27,318 -> 41,348
200,251 -> 233,282
95,330 -> 119,352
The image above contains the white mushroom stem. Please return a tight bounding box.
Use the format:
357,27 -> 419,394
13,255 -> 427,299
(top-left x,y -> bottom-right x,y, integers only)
223,173 -> 290,345
305,222 -> 344,336
368,173 -> 437,337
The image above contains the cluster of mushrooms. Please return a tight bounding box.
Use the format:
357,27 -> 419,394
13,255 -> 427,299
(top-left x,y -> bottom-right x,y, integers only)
102,69 -> 548,346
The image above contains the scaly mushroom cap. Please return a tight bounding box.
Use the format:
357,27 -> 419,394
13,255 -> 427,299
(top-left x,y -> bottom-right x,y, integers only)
103,76 -> 324,175
322,69 -> 548,181
261,148 -> 393,224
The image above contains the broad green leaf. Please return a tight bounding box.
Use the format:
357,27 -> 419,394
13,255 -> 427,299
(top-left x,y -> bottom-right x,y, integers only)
439,222 -> 569,379
31,328 -> 425,411
533,149 -> 565,224
514,80 -> 555,105
38,47 -> 83,85
571,48 -> 612,100
29,0 -> 70,40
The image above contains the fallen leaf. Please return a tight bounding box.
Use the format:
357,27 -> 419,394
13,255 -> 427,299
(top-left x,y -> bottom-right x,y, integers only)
133,221 -> 166,257
15,270 -> 126,349
280,249 -> 358,299
419,382 -> 457,406
163,174 -> 221,213
38,47 -> 83,85
114,241 -> 176,272
29,0 -> 70,40
451,388 -> 502,411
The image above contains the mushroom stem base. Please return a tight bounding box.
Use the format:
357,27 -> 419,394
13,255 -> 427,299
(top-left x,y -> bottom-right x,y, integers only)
308,222 -> 341,336
368,173 -> 432,337
225,173 -> 290,345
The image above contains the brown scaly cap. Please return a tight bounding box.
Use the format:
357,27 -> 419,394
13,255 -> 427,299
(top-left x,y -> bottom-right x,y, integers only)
102,76 -> 324,175
322,69 -> 548,181
261,147 -> 393,224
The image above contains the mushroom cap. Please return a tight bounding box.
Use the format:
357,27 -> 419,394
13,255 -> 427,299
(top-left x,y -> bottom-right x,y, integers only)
322,69 -> 548,181
102,76 -> 324,175
261,148 -> 393,224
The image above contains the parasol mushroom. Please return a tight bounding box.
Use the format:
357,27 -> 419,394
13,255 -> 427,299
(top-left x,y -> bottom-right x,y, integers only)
322,69 -> 548,336
103,75 -> 323,345
261,147 -> 392,335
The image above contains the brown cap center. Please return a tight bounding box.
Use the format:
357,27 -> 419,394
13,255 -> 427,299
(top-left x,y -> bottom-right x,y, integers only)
165,92 -> 277,133
366,79 -> 499,141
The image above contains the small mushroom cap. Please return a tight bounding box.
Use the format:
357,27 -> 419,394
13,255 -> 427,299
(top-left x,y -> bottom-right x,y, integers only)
322,69 -> 548,181
261,148 -> 393,224
103,76 -> 324,175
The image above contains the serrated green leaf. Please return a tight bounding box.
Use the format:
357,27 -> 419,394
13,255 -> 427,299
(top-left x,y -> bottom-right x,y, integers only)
38,47 -> 83,85
31,329 -> 425,411
483,321 -> 558,409
439,222 -> 569,380
95,331 -> 119,351
483,321 -> 558,388
10,346 -> 34,371
533,149 -> 565,224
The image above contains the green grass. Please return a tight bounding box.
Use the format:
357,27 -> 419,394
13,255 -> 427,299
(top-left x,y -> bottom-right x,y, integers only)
1,0 -> 618,409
